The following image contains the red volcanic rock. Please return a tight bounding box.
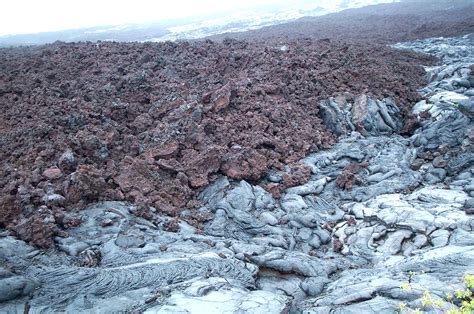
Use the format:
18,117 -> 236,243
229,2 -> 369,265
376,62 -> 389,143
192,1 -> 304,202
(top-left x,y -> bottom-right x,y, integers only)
263,163 -> 313,198
131,113 -> 153,133
333,238 -> 343,253
265,183 -> 282,199
401,113 -> 420,135
336,161 -> 369,190
65,165 -> 108,204
210,82 -> 234,113
220,147 -> 268,181
281,164 -> 313,189
114,156 -> 156,195
181,146 -> 223,178
42,167 -> 62,180
145,143 -> 179,160
163,219 -> 180,233
0,195 -> 20,227
9,206 -> 57,248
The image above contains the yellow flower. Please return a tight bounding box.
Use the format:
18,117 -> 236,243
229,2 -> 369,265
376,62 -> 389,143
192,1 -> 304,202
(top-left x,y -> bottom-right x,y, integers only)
434,299 -> 445,308
398,302 -> 407,310
400,282 -> 412,291
421,291 -> 433,307
422,297 -> 431,306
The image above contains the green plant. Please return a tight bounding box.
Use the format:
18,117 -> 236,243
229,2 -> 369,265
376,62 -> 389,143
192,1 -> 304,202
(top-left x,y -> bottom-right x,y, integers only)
398,273 -> 473,314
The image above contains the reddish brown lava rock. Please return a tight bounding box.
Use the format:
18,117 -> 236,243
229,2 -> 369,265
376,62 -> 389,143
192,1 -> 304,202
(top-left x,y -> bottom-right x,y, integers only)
418,110 -> 432,121
401,113 -> 420,135
114,157 -> 156,195
347,216 -> 357,226
410,159 -> 425,171
65,165 -> 109,205
210,82 -> 234,113
221,147 -> 269,181
144,143 -> 179,160
0,195 -> 20,227
163,219 -> 180,233
264,163 -> 313,198
336,161 -> 369,190
54,211 -> 83,229
8,206 -> 58,248
265,183 -> 282,199
42,167 -> 62,180
333,238 -> 343,253
281,164 -> 313,189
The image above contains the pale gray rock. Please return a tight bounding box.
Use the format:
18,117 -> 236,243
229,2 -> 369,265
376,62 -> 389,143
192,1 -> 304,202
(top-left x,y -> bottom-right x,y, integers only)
300,277 -> 330,297
319,95 -> 402,137
41,193 -> 66,206
430,229 -> 451,247
145,278 -> 290,314
0,268 -> 38,302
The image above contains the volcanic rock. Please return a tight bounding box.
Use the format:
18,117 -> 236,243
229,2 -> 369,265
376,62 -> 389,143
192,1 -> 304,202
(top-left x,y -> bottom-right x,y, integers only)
58,149 -> 77,173
0,268 -> 38,303
0,36 -> 433,245
432,156 -> 448,168
42,167 -> 62,180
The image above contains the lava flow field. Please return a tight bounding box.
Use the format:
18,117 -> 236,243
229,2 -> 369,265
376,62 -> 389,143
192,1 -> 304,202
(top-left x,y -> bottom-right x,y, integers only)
0,0 -> 472,248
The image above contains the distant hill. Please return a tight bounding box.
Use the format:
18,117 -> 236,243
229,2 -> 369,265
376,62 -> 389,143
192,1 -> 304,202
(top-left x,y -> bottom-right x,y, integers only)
207,0 -> 474,43
0,0 -> 399,47
0,23 -> 171,47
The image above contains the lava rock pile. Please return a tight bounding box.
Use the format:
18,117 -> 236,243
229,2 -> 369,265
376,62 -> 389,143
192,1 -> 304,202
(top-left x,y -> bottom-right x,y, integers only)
0,26 -> 434,247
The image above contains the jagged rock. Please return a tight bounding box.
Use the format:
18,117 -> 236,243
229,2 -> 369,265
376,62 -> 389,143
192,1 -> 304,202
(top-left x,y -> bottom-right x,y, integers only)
319,95 -> 402,137
41,193 -> 66,206
432,156 -> 447,168
42,167 -> 62,180
412,110 -> 471,150
58,149 -> 77,173
0,269 -> 38,302
319,97 -> 355,136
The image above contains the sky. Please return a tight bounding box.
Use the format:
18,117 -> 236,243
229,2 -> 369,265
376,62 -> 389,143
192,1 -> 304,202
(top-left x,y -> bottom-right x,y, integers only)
0,0 -> 302,36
